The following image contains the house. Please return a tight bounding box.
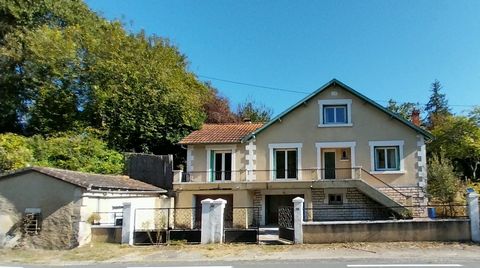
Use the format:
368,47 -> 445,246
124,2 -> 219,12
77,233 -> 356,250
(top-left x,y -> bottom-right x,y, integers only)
0,167 -> 170,249
174,79 -> 431,226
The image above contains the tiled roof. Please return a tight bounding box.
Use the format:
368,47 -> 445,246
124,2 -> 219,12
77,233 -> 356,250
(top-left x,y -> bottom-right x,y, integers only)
179,123 -> 263,144
0,167 -> 166,192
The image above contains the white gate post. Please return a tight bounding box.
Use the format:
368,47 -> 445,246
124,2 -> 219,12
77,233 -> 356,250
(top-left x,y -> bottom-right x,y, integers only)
121,202 -> 134,245
201,198 -> 227,244
212,198 -> 227,243
201,198 -> 213,244
467,191 -> 480,242
293,197 -> 304,244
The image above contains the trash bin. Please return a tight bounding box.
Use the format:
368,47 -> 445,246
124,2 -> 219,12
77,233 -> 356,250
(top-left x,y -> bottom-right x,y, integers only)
427,207 -> 436,219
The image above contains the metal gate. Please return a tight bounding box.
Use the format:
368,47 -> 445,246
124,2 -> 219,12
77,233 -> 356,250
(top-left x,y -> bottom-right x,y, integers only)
278,206 -> 294,242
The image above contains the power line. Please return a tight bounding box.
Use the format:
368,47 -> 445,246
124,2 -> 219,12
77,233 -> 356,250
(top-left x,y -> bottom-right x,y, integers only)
198,74 -> 478,108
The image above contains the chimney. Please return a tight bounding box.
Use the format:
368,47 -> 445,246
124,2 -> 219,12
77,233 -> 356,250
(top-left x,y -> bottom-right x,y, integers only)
243,118 -> 252,124
411,109 -> 420,126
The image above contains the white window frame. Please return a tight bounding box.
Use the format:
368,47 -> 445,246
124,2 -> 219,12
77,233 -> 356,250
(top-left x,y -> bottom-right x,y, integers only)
368,140 -> 405,174
323,189 -> 348,204
268,143 -> 302,181
318,99 -> 353,127
206,145 -> 236,182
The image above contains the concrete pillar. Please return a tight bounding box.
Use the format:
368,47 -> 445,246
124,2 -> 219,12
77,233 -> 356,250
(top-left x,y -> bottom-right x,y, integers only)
201,198 -> 213,244
201,198 -> 227,244
293,197 -> 304,244
467,192 -> 480,242
121,202 -> 134,245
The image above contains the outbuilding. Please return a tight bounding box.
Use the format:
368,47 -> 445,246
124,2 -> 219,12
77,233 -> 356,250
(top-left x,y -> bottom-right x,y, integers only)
0,167 -> 169,249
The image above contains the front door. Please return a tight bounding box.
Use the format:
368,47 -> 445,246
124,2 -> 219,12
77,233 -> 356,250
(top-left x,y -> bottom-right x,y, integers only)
324,151 -> 336,179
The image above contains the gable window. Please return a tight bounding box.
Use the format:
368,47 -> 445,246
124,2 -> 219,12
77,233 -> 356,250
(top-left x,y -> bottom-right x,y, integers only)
328,194 -> 343,205
318,99 -> 352,127
374,146 -> 399,171
274,149 -> 297,179
211,150 -> 232,181
369,140 -> 405,174
323,105 -> 347,124
268,143 -> 303,180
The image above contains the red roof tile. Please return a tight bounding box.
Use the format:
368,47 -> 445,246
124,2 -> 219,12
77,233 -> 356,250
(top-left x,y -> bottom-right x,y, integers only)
179,123 -> 263,144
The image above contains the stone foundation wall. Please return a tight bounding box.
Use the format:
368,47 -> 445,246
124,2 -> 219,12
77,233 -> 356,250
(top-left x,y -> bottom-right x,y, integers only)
378,186 -> 427,217
310,188 -> 394,221
253,190 -> 262,223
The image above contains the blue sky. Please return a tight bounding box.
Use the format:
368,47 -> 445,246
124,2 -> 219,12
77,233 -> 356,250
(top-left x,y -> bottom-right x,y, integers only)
85,0 -> 480,116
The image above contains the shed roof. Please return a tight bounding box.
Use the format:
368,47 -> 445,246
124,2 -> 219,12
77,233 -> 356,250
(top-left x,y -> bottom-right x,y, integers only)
179,123 -> 263,144
0,167 -> 166,192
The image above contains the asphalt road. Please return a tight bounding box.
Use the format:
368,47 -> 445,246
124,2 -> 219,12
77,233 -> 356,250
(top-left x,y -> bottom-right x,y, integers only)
2,259 -> 479,268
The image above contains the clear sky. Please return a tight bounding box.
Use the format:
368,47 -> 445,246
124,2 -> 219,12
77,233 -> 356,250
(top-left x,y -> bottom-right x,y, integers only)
85,0 -> 480,116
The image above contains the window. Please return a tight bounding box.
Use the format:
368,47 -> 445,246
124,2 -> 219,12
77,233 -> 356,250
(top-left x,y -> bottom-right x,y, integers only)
369,140 -> 404,173
24,208 -> 42,234
323,105 -> 347,124
274,149 -> 298,179
374,146 -> 399,171
318,99 -> 352,127
328,194 -> 343,205
211,150 -> 232,181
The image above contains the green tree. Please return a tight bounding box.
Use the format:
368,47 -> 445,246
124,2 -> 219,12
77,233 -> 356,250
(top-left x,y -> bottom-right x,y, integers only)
429,115 -> 480,180
468,106 -> 480,127
386,99 -> 420,121
427,153 -> 460,205
0,0 -> 210,155
0,133 -> 33,172
236,99 -> 273,123
30,131 -> 124,174
425,80 -> 451,129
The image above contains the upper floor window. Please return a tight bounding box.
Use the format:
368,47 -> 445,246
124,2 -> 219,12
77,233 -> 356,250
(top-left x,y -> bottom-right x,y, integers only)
323,105 -> 347,124
368,140 -> 405,174
206,145 -> 236,182
212,150 -> 232,181
268,143 -> 303,180
274,149 -> 297,179
374,146 -> 399,171
318,99 -> 352,127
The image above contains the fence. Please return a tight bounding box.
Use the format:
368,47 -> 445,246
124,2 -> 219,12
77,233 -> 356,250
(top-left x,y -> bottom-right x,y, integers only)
224,207 -> 260,243
133,207 -> 200,245
278,206 -> 294,242
304,204 -> 468,222
179,168 -> 363,183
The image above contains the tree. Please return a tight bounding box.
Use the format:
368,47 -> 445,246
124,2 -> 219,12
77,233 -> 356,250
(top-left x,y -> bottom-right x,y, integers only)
425,80 -> 451,129
30,132 -> 124,174
236,99 -> 273,123
427,153 -> 460,205
429,115 -> 480,180
0,133 -> 33,173
468,106 -> 480,127
203,84 -> 238,123
0,0 -> 210,155
386,99 -> 420,121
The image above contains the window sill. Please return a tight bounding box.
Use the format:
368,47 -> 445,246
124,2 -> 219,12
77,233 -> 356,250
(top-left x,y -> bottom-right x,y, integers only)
272,178 -> 299,181
369,170 -> 406,175
318,123 -> 353,128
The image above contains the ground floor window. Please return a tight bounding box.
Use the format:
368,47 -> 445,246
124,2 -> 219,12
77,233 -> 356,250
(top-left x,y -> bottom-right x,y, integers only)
328,194 -> 343,205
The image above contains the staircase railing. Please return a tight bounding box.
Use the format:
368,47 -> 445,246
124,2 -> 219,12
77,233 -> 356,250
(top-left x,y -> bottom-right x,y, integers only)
359,168 -> 410,199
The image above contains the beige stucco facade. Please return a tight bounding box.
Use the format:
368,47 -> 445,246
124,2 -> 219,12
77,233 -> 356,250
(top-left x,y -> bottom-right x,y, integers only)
175,82 -> 429,224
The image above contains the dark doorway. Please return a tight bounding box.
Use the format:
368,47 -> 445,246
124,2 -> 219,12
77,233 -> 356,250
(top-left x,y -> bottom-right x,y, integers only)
265,194 -> 304,225
195,194 -> 233,227
324,151 -> 336,179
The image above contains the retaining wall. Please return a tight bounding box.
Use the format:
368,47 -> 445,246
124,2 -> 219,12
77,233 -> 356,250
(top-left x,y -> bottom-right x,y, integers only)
303,219 -> 471,243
